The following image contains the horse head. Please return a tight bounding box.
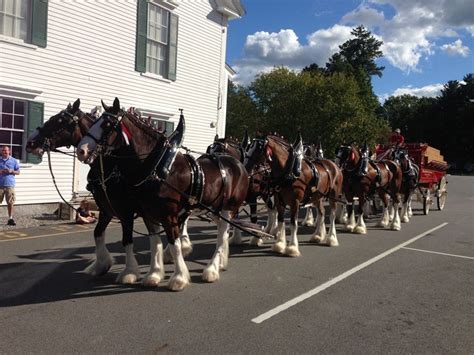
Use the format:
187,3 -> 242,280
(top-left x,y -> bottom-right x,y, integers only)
26,99 -> 88,156
243,134 -> 268,172
335,144 -> 360,169
76,97 -> 125,163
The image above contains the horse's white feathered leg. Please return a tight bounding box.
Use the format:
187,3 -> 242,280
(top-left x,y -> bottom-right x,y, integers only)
345,208 -> 356,232
354,213 -> 367,234
390,202 -> 402,231
167,238 -> 190,291
377,206 -> 390,227
142,233 -> 165,287
180,218 -> 193,257
309,207 -> 325,243
321,208 -> 339,246
229,227 -> 243,245
302,207 -> 315,227
272,221 -> 287,254
116,244 -> 140,284
203,211 -> 230,283
285,219 -> 300,257
85,235 -> 114,276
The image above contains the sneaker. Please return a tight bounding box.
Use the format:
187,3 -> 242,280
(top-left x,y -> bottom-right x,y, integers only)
7,218 -> 16,226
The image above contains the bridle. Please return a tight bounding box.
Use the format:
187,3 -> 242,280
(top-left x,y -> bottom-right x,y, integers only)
244,137 -> 268,170
336,145 -> 359,172
34,110 -> 83,151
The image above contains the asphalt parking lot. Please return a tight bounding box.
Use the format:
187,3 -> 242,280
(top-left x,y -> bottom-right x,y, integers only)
0,175 -> 472,354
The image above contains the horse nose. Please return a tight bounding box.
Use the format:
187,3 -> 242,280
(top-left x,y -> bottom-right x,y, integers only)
77,148 -> 87,161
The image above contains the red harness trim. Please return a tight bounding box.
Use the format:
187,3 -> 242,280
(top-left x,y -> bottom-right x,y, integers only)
120,121 -> 132,144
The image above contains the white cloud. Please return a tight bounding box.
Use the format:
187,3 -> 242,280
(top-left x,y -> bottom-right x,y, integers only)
232,0 -> 474,84
441,39 -> 470,56
233,25 -> 353,85
391,83 -> 444,97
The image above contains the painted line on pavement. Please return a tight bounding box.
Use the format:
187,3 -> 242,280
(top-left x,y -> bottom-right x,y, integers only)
402,246 -> 474,260
251,222 -> 449,324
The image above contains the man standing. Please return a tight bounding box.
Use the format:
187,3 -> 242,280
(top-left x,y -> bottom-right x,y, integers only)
0,146 -> 20,226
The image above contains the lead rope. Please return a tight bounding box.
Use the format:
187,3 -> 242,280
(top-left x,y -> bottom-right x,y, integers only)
47,148 -> 80,214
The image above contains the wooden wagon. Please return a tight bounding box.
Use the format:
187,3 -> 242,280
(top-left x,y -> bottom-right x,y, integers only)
376,143 -> 449,215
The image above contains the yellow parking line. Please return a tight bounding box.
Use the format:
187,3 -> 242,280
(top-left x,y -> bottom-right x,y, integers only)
0,222 -> 145,242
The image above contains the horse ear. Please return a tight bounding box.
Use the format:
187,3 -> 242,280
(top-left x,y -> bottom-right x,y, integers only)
72,99 -> 80,112
241,129 -> 250,150
113,97 -> 120,111
66,103 -> 72,111
101,99 -> 110,111
168,110 -> 186,147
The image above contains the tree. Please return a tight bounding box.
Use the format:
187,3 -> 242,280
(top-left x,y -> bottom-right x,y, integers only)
225,81 -> 260,139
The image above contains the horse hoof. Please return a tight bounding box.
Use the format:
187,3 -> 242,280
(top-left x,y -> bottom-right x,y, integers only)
249,237 -> 263,247
353,226 -> 367,234
309,235 -> 322,243
377,222 -> 388,228
142,273 -> 163,287
328,239 -> 339,247
284,246 -> 301,257
344,225 -> 355,232
202,268 -> 220,283
168,276 -> 189,291
390,224 -> 401,231
401,216 -> 409,223
85,258 -> 113,276
272,242 -> 286,254
116,272 -> 138,285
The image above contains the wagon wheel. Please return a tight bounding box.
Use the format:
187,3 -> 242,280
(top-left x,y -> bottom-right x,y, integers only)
423,189 -> 431,215
437,176 -> 447,210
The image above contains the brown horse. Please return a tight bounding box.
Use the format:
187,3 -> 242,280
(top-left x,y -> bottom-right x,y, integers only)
393,148 -> 420,222
206,136 -> 276,247
76,98 -> 249,291
25,100 -> 169,286
244,133 -> 344,255
335,144 -> 403,233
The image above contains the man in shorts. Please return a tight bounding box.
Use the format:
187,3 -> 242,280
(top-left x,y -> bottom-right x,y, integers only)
0,146 -> 20,226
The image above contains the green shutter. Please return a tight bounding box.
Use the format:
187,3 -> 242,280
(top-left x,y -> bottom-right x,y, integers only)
27,101 -> 44,164
165,121 -> 174,137
135,0 -> 148,73
31,0 -> 48,48
167,13 -> 179,81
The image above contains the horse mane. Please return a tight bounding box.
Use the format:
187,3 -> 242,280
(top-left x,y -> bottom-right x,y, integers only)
267,133 -> 290,148
122,111 -> 165,140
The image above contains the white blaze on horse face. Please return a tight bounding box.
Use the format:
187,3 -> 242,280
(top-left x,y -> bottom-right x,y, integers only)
76,117 -> 105,162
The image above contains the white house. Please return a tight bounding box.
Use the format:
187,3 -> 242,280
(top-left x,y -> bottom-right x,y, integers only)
0,0 -> 245,206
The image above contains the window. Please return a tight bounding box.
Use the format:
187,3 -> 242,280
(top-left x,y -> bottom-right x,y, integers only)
135,0 -> 178,80
0,0 -> 29,40
147,3 -> 169,76
150,118 -> 174,137
0,98 -> 26,160
0,0 -> 48,47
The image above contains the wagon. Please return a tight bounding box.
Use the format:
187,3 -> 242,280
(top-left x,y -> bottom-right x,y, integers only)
376,143 -> 449,215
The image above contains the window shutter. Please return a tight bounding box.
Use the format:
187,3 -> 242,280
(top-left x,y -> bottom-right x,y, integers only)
165,121 -> 174,136
167,13 -> 179,81
26,101 -> 44,164
31,0 -> 48,48
135,0 -> 148,73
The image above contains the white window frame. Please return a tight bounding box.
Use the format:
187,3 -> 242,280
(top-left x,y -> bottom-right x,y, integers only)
146,1 -> 170,78
0,97 -> 27,161
0,0 -> 30,41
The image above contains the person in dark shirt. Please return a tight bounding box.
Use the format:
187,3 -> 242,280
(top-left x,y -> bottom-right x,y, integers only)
76,200 -> 97,224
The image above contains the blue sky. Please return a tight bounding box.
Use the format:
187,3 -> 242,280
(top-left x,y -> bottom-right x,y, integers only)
226,0 -> 474,100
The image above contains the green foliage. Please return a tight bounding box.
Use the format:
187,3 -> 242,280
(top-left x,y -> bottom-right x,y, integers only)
226,67 -> 389,157
382,73 -> 474,169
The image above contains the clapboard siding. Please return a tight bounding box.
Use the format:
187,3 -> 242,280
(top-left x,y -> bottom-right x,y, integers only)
1,1 -> 234,205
